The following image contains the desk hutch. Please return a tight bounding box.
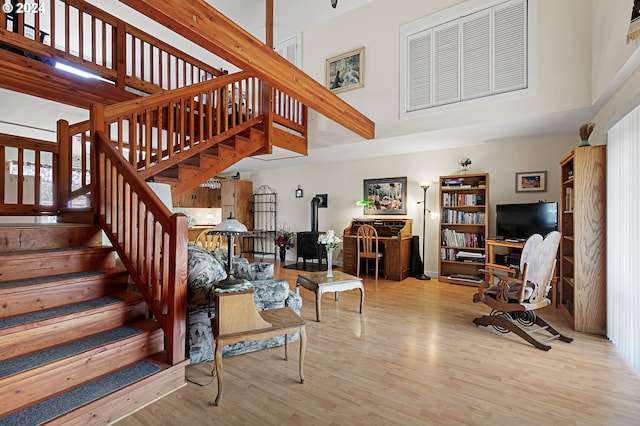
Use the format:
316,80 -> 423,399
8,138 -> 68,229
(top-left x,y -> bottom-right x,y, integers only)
342,218 -> 413,281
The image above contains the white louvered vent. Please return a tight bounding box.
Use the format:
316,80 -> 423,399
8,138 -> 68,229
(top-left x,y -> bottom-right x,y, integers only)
400,0 -> 528,116
407,31 -> 432,111
434,22 -> 460,105
494,0 -> 527,93
462,11 -> 491,100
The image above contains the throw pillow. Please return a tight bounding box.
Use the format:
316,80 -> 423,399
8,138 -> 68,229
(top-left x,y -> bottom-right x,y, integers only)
187,243 -> 227,307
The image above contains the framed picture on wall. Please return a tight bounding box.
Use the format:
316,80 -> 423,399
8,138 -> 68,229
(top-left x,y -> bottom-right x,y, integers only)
363,177 -> 407,215
515,171 -> 547,193
326,47 -> 364,93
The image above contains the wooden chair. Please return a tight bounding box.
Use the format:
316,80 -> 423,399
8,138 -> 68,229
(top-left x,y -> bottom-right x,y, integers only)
195,229 -> 224,252
356,224 -> 384,280
211,288 -> 306,406
472,231 -> 573,350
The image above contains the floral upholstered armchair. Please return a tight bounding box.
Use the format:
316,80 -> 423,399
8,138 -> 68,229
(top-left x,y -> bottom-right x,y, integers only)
186,243 -> 302,364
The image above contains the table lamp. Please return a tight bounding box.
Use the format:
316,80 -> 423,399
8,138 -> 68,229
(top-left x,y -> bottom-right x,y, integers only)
210,214 -> 252,289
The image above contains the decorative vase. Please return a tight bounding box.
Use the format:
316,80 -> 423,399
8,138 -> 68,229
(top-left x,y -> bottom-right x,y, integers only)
579,139 -> 591,147
279,246 -> 286,262
326,248 -> 334,278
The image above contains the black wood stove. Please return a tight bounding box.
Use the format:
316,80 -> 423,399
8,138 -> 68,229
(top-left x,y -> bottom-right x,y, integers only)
296,196 -> 325,268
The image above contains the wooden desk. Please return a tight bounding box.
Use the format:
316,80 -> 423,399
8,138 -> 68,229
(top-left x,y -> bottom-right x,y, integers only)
342,218 -> 413,281
211,288 -> 306,406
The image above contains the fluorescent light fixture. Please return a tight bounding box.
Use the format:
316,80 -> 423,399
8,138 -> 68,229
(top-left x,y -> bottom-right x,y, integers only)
55,62 -> 101,80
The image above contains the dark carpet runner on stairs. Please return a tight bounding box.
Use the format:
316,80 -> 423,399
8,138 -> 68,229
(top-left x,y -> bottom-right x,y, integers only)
0,270 -> 104,290
0,360 -> 161,425
0,326 -> 142,379
0,296 -> 124,330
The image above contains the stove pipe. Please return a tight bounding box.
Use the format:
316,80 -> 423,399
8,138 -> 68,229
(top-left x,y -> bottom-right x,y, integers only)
310,196 -> 321,232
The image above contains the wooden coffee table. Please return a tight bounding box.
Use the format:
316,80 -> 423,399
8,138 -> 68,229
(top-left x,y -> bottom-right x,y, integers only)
296,270 -> 364,322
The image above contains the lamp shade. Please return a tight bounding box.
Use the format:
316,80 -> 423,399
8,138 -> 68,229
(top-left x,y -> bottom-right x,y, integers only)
211,215 -> 249,234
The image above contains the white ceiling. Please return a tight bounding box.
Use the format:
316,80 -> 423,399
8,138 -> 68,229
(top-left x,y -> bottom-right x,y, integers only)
207,0 -> 375,44
0,0 -> 603,174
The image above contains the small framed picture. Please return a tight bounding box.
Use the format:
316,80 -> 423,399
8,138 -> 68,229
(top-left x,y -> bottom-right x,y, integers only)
515,171 -> 547,193
326,47 -> 364,93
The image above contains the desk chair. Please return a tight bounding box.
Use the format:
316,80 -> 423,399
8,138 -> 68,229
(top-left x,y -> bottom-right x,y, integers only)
195,229 -> 223,252
356,224 -> 384,280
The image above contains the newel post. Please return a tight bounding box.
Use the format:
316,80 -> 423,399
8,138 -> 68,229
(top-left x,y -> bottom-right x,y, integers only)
166,213 -> 188,365
56,119 -> 70,210
90,104 -> 105,218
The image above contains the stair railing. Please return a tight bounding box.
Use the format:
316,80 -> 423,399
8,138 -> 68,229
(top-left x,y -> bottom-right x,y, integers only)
100,71 -> 263,180
0,0 -> 226,95
92,104 -> 188,365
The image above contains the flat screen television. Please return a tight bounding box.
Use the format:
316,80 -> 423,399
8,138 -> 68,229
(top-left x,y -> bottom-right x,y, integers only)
495,202 -> 558,240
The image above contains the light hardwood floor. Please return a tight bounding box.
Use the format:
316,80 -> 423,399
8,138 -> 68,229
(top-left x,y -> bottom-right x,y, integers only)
118,261 -> 640,425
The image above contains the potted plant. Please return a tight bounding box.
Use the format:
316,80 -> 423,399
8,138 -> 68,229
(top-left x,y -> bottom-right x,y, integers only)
274,228 -> 294,262
579,122 -> 595,147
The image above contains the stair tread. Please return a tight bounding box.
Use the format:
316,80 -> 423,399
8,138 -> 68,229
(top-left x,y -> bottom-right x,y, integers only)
0,360 -> 161,425
0,295 -> 126,330
0,325 -> 143,379
0,269 -> 125,290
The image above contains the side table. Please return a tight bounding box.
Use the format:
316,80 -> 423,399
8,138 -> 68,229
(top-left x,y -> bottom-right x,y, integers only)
211,287 -> 306,406
296,271 -> 364,322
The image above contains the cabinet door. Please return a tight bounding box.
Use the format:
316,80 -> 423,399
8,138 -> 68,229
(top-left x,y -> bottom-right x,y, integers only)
193,187 -> 212,207
221,181 -> 235,206
174,192 -> 194,207
342,237 -> 357,275
385,239 -> 401,280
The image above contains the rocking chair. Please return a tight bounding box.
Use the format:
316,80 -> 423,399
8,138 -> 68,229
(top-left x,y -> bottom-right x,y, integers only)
472,231 -> 573,351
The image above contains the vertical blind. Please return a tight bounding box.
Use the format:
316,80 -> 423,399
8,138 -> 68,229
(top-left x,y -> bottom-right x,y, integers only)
607,105 -> 640,374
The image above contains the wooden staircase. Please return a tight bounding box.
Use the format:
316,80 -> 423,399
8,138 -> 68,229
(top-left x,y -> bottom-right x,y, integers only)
0,223 -> 187,424
153,126 -> 269,195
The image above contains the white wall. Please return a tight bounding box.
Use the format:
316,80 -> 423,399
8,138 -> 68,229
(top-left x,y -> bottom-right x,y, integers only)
301,0 -> 594,145
250,134 -> 575,276
591,0 -> 640,105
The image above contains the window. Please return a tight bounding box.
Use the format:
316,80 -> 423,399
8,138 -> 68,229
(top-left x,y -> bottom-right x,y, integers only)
274,33 -> 301,68
400,0 -> 530,115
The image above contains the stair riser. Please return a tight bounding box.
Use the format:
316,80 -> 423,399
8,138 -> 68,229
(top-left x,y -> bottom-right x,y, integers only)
0,248 -> 116,283
0,225 -> 102,252
0,328 -> 164,416
0,300 -> 147,361
0,275 -> 130,318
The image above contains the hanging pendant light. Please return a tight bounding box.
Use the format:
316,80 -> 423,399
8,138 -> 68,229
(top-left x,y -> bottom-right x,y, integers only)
331,0 -> 338,8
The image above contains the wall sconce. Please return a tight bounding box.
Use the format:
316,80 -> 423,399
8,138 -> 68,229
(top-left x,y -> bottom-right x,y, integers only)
295,185 -> 303,198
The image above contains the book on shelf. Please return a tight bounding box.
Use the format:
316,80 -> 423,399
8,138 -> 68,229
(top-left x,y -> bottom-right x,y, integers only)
442,178 -> 465,186
448,274 -> 483,283
565,187 -> 573,212
456,251 -> 485,263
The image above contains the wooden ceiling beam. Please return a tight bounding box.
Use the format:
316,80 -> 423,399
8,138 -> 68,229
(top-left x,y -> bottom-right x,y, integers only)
119,0 -> 375,140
